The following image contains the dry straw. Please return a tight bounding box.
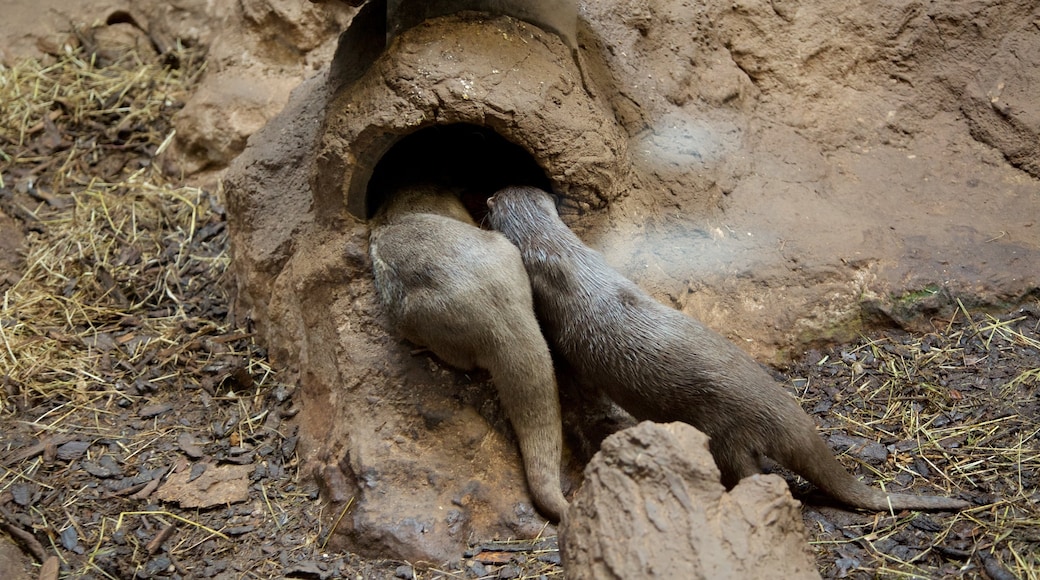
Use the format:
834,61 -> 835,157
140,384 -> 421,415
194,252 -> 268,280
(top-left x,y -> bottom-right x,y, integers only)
801,305 -> 1040,579
1,44 -> 220,416
0,40 -> 307,578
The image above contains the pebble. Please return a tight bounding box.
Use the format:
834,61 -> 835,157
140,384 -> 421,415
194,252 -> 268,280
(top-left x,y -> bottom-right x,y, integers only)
56,440 -> 91,461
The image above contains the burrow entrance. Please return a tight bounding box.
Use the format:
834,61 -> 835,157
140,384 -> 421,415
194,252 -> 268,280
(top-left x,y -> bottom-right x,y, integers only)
365,123 -> 552,221
312,12 -> 629,222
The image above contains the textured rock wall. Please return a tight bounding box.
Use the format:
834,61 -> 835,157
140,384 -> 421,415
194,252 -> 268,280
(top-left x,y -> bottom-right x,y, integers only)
10,0 -> 1039,571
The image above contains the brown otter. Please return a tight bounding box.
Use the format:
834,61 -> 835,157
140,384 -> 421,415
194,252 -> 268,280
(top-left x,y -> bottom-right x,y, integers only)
486,185 -> 969,512
369,184 -> 569,521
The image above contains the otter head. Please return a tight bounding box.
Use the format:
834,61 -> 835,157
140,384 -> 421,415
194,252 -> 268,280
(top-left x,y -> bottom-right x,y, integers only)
487,186 -> 562,239
488,186 -> 583,279
375,184 -> 475,226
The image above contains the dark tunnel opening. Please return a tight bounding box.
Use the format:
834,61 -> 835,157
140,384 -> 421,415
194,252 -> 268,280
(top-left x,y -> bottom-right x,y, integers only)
365,123 -> 552,221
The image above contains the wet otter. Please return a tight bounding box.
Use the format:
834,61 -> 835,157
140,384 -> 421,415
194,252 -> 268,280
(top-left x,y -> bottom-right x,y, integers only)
486,185 -> 969,512
369,184 -> 568,521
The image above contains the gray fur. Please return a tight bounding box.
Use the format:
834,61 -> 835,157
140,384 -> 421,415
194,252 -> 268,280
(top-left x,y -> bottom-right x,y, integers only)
487,185 -> 968,512
369,184 -> 568,521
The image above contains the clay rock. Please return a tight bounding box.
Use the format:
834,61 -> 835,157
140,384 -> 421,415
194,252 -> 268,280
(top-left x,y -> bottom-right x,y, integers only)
164,0 -> 353,176
223,0 -> 1040,566
169,73 -> 302,174
89,22 -> 158,66
0,535 -> 33,580
962,16 -> 1040,179
560,421 -> 820,580
315,13 -> 630,219
226,72 -> 564,564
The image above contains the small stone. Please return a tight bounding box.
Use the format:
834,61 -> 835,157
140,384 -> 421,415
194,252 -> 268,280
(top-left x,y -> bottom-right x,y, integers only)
139,403 -> 173,418
56,440 -> 91,461
145,555 -> 172,576
395,564 -> 415,579
272,384 -> 293,403
10,482 -> 34,506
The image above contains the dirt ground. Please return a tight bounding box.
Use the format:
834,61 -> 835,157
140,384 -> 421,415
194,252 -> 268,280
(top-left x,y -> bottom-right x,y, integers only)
1,5 -> 1039,580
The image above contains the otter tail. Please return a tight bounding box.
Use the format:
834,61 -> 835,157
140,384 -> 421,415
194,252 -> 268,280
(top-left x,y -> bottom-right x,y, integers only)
782,431 -> 970,512
486,341 -> 569,522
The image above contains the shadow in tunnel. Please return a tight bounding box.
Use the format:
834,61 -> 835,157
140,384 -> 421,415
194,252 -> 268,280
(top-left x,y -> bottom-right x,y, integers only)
365,123 -> 552,221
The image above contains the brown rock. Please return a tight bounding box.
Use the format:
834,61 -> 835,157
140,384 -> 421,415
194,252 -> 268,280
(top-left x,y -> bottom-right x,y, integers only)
314,12 -> 630,219
962,17 -> 1040,179
161,0 -> 354,178
0,536 -> 33,580
89,22 -> 157,66
157,463 -> 252,508
224,0 -> 1040,564
169,74 -> 301,174
560,422 -> 821,580
224,13 -> 624,563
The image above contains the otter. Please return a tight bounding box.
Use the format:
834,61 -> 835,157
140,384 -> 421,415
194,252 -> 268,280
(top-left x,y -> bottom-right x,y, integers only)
369,184 -> 568,521
486,185 -> 969,512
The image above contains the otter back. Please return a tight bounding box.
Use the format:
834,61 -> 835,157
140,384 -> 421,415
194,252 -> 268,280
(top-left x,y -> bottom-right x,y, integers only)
369,184 -> 569,521
486,185 -> 969,513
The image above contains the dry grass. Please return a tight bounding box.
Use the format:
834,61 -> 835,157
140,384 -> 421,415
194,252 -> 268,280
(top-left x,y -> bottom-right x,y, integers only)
0,42 -> 228,425
795,304 -> 1040,579
0,41 -> 320,579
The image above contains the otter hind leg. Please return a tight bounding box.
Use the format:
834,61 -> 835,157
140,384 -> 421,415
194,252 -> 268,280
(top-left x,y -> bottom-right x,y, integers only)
711,441 -> 764,489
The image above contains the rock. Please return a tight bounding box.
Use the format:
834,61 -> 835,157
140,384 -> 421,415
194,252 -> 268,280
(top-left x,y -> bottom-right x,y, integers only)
224,18 -> 600,563
0,536 -> 33,580
157,463 -> 252,508
89,21 -> 158,66
962,16 -> 1040,179
560,422 -> 821,580
314,12 -> 630,218
161,0 -> 354,178
168,73 -> 303,175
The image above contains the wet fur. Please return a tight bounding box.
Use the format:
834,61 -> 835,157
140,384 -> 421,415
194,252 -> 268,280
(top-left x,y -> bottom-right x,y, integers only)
487,185 -> 969,512
369,184 -> 568,521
